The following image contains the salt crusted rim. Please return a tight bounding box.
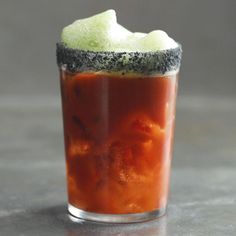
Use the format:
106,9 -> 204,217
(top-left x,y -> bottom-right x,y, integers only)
56,42 -> 182,74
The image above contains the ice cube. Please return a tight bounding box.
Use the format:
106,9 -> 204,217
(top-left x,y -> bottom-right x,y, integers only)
123,113 -> 163,140
67,176 -> 77,192
69,140 -> 92,157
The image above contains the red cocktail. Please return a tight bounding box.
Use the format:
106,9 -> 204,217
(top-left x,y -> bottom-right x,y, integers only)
60,70 -> 178,214
57,8 -> 182,218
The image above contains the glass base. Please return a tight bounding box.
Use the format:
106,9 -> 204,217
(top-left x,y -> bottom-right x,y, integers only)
68,204 -> 166,223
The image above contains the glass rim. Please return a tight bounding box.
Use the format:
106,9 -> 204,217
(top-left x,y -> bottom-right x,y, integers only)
57,42 -> 182,75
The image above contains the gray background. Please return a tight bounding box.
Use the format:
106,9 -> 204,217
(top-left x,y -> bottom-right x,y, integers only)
1,0 -> 236,97
1,1 -> 236,235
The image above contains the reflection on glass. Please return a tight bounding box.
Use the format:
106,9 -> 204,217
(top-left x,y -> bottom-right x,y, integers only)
67,214 -> 166,236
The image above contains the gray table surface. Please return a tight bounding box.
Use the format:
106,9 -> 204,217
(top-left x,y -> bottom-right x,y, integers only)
0,95 -> 236,236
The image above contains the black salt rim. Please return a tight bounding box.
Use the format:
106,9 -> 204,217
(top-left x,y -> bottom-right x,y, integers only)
56,42 -> 182,75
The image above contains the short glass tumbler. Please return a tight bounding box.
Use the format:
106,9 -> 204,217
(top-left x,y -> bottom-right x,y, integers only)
57,43 -> 182,223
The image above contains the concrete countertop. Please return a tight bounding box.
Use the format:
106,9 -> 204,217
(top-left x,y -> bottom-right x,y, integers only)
0,95 -> 235,236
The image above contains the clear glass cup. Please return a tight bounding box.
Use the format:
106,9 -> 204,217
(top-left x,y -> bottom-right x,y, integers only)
57,43 -> 182,223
